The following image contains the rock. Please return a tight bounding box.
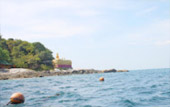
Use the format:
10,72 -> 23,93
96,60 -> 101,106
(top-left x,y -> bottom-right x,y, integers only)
117,70 -> 129,72
0,68 -> 128,80
3,78 -> 8,80
39,76 -> 44,77
102,69 -> 117,73
0,69 -> 10,73
72,70 -> 79,74
70,69 -> 101,74
9,68 -> 34,73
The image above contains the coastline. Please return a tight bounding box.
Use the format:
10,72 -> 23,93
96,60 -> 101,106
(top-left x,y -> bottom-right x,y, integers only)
0,68 -> 128,80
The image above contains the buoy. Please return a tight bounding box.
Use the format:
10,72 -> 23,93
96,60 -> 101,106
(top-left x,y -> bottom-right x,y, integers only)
10,92 -> 25,104
99,77 -> 104,81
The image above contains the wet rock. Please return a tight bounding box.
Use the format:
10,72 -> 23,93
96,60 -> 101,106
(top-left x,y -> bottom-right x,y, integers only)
39,76 -> 44,77
72,70 -> 79,74
3,78 -> 8,80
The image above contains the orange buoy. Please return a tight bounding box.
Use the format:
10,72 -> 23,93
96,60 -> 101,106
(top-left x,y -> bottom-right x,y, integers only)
10,92 -> 25,104
99,77 -> 104,81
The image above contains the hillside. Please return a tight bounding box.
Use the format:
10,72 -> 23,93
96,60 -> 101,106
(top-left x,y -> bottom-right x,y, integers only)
0,35 -> 54,70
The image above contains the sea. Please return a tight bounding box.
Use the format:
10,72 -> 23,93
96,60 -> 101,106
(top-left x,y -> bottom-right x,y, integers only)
0,68 -> 170,107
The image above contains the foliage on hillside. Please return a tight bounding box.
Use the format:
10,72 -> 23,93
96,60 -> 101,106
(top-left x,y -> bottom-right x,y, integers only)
0,35 -> 54,71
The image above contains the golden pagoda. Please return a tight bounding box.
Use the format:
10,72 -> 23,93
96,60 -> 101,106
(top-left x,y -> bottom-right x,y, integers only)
52,53 -> 72,69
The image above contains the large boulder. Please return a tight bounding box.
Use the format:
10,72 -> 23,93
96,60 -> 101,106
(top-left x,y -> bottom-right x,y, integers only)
71,70 -> 79,74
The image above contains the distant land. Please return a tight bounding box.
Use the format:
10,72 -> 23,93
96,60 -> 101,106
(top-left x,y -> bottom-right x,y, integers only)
130,68 -> 170,71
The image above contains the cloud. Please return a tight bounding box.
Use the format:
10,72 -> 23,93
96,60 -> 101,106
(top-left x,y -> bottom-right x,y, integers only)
1,0 -> 169,41
2,19 -> 95,39
155,40 -> 170,46
1,0 -> 129,40
1,0 -> 101,39
1,0 -> 134,20
127,19 -> 170,45
75,9 -> 101,17
136,6 -> 158,16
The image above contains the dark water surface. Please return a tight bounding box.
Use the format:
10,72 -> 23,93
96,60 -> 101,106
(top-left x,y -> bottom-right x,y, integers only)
0,68 -> 170,107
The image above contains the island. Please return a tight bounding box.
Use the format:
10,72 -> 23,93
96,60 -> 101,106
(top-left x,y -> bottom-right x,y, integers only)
0,35 -> 128,80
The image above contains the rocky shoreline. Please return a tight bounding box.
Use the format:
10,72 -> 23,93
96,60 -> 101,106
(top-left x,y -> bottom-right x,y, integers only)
0,68 -> 128,80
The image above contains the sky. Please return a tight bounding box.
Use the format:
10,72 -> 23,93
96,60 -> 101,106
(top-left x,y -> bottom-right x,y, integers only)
0,0 -> 170,70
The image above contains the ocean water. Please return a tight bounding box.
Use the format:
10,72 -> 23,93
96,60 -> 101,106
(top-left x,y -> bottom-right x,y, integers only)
0,68 -> 170,107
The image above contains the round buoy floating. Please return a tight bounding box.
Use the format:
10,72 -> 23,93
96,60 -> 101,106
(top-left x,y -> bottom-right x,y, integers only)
99,77 -> 104,81
10,92 -> 25,104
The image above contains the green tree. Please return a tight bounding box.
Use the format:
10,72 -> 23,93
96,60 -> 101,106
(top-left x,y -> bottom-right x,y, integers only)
0,47 -> 11,62
37,50 -> 53,70
0,37 -> 8,51
0,36 -> 54,70
33,42 -> 54,70
33,42 -> 46,54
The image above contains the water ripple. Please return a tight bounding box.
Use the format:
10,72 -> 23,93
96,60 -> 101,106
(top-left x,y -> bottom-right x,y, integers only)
0,68 -> 170,107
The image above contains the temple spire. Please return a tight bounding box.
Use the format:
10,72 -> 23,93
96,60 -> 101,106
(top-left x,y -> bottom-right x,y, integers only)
56,53 -> 59,60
